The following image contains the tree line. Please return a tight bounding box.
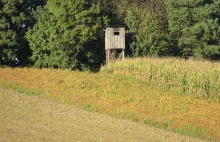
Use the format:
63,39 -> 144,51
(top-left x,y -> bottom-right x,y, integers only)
1,0 -> 220,70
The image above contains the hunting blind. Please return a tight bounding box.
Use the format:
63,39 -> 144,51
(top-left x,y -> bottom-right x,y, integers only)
105,25 -> 125,64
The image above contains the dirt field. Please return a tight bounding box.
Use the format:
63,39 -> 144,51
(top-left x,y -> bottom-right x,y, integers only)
0,88 -> 207,142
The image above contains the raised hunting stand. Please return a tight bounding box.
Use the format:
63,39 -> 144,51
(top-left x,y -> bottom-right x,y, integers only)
105,25 -> 125,64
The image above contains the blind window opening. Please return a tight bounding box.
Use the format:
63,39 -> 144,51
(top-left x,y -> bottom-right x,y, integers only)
114,32 -> 120,35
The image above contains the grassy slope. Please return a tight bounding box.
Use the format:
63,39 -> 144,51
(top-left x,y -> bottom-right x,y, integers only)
0,88 -> 206,142
0,58 -> 219,141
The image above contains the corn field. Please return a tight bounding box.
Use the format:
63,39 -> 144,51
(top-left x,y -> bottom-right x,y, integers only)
101,58 -> 220,100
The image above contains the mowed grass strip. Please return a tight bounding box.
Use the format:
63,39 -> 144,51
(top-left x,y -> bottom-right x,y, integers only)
0,65 -> 219,141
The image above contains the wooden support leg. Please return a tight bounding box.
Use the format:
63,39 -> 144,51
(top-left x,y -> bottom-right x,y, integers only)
122,49 -> 125,60
106,50 -> 109,64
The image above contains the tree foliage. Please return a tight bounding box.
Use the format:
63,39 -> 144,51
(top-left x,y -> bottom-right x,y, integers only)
167,0 -> 220,59
116,0 -> 173,57
0,0 -> 45,66
26,0 -> 107,70
1,0 -> 220,69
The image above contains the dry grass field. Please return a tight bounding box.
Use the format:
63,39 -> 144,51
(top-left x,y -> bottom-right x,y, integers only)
0,58 -> 219,141
0,88 -> 207,142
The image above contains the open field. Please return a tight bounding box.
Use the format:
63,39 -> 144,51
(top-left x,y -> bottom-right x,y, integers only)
0,87 -> 207,142
0,58 -> 219,141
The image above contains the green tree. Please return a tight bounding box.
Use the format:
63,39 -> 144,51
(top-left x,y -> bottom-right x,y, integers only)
167,0 -> 220,60
0,0 -> 46,66
26,0 -> 107,70
119,1 -> 172,57
87,0 -> 121,24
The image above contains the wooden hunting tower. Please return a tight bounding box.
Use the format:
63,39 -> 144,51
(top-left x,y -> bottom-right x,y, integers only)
105,25 -> 125,64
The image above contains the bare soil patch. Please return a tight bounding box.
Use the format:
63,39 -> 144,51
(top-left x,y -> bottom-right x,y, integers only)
0,88 -> 207,142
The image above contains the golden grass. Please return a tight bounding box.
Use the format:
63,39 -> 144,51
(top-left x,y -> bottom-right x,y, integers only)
0,58 -> 219,140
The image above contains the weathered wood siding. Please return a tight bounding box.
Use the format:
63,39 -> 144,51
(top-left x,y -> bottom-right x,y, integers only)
105,27 -> 125,50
